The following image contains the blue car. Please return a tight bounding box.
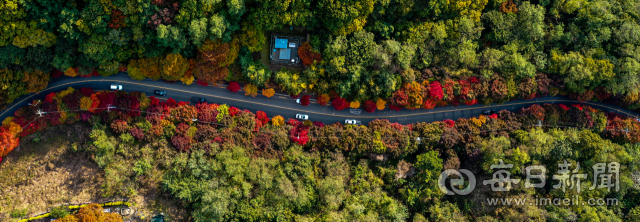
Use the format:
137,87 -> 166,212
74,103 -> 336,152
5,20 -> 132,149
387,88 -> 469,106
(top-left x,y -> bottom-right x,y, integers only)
154,90 -> 167,96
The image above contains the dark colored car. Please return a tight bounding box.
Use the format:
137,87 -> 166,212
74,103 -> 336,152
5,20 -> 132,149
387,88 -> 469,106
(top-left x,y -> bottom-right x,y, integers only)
154,90 -> 167,96
482,110 -> 495,115
191,97 -> 206,103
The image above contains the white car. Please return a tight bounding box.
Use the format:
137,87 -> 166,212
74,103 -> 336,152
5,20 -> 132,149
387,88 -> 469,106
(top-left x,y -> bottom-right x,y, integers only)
110,84 -> 122,90
296,98 -> 301,104
296,114 -> 309,120
345,119 -> 361,125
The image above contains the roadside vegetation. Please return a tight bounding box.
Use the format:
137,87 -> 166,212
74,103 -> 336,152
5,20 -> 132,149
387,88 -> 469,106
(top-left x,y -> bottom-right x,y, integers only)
0,89 -> 639,220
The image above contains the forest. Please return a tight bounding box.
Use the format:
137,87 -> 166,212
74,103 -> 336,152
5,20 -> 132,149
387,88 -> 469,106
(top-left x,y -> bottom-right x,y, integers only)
1,0 -> 640,113
0,88 -> 639,221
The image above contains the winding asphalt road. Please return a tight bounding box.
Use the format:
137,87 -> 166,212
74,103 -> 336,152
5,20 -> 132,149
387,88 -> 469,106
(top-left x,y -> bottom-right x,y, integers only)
2,72 -> 639,125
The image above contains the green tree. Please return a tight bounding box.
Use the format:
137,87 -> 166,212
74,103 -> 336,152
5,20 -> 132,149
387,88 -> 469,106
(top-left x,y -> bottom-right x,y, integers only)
401,151 -> 443,210
318,0 -> 375,35
549,50 -> 615,93
0,68 -> 26,107
239,48 -> 271,87
274,68 -> 305,95
248,0 -> 315,31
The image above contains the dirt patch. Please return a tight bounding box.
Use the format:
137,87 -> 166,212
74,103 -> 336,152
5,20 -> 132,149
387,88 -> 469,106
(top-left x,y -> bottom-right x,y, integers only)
0,123 -> 187,221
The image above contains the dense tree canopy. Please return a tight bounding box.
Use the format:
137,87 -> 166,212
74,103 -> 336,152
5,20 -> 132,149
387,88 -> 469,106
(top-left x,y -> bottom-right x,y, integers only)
1,0 -> 640,115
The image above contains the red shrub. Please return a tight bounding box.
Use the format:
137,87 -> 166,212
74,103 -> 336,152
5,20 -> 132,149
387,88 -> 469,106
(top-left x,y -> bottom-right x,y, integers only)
51,70 -> 63,78
313,121 -> 324,127
363,100 -> 376,113
289,126 -> 309,145
256,111 -> 269,125
331,97 -> 349,111
300,95 -> 310,106
150,96 -> 160,106
97,92 -> 116,110
196,80 -> 209,86
423,99 -> 436,109
443,119 -> 455,127
287,118 -> 300,126
389,104 -> 402,111
558,104 -> 569,111
429,81 -> 444,101
166,98 -> 177,107
489,114 -> 498,119
572,104 -> 583,111
464,99 -> 478,106
80,87 -> 94,97
227,82 -> 240,92
45,93 -> 56,103
229,106 -> 239,117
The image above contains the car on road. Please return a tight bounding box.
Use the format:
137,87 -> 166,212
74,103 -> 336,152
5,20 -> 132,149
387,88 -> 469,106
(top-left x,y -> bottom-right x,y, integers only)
296,114 -> 309,120
482,110 -> 495,115
296,99 -> 300,104
154,90 -> 167,96
191,97 -> 206,103
345,119 -> 361,125
110,84 -> 122,90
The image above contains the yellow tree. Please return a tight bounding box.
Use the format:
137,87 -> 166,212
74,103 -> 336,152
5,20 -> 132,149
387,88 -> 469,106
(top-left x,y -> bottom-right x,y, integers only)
23,70 -> 50,93
272,115 -> 284,126
350,101 -> 361,109
64,67 -> 78,77
376,98 -> 387,110
80,97 -> 93,110
244,84 -> 258,97
161,53 -> 190,81
137,57 -> 162,80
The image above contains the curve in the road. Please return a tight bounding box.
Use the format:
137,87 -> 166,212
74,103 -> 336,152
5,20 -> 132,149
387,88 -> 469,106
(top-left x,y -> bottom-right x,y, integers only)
2,73 -> 639,125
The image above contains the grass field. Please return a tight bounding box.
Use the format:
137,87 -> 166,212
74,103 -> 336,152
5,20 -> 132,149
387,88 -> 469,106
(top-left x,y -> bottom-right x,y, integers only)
0,123 -> 186,221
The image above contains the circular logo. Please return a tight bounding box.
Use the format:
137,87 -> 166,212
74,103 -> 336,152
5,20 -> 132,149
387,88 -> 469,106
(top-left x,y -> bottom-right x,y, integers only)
438,169 -> 476,195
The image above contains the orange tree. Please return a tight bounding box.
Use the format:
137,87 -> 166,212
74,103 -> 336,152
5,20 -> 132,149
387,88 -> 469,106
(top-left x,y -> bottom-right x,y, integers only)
262,88 -> 275,97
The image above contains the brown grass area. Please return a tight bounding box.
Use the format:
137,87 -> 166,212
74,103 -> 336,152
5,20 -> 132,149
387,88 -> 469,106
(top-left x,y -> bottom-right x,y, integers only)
0,123 -> 187,221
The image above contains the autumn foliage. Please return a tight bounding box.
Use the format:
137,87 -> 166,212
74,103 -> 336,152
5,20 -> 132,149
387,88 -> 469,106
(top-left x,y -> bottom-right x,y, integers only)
298,42 -> 322,66
331,97 -> 349,111
56,203 -> 123,222
300,95 -> 311,106
227,82 -> 241,92
262,88 -> 275,97
363,100 -> 376,113
317,94 -> 330,106
2,87 -> 639,166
